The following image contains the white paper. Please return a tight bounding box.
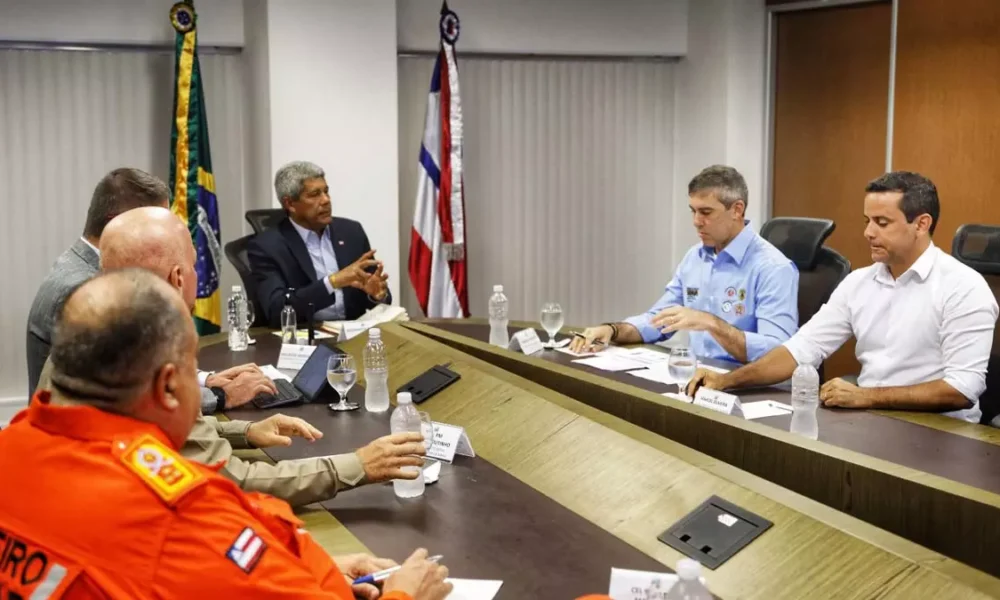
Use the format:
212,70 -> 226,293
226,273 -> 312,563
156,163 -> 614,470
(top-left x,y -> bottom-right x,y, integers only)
629,368 -> 679,385
550,338 -> 571,349
661,392 -> 692,403
741,400 -> 793,420
573,354 -> 648,372
259,364 -> 292,382
427,422 -> 465,463
270,329 -> 335,342
445,579 -> 503,600
556,346 -> 599,358
623,347 -> 671,366
608,567 -> 678,600
276,344 -> 316,370
422,460 -> 442,485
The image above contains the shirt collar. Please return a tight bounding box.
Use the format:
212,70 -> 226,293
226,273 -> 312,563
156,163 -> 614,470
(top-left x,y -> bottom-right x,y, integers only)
874,243 -> 938,284
700,221 -> 755,265
80,236 -> 100,256
289,218 -> 327,244
23,390 -> 175,449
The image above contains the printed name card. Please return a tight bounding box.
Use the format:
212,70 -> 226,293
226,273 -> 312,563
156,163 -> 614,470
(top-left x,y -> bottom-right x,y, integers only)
693,388 -> 743,417
427,422 -> 476,463
276,343 -> 316,370
607,567 -> 679,600
508,328 -> 545,355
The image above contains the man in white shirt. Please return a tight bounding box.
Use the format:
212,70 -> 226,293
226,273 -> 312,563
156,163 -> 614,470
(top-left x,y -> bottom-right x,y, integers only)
688,171 -> 998,423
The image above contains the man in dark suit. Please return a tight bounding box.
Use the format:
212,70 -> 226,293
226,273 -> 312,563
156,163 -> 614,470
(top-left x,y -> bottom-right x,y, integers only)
248,161 -> 391,328
25,168 -> 171,396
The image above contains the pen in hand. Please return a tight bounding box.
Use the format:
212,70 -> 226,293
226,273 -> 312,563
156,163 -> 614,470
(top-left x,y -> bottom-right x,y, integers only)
351,555 -> 444,586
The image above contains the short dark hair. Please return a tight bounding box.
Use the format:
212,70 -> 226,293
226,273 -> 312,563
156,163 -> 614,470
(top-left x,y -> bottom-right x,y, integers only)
49,269 -> 190,403
688,165 -> 749,209
864,171 -> 940,235
82,168 -> 171,239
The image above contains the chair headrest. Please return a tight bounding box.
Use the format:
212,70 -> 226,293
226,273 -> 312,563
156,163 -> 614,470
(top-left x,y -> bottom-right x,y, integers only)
760,217 -> 835,270
953,224 -> 1000,276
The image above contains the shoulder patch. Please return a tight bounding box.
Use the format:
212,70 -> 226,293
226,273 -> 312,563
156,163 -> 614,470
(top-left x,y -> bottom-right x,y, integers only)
120,434 -> 206,505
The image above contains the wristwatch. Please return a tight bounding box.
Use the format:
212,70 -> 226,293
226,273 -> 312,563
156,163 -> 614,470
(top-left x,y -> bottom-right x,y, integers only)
209,386 -> 227,412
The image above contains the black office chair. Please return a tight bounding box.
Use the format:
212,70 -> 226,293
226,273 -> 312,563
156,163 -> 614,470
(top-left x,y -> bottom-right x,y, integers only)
224,234 -> 266,327
245,208 -> 285,235
760,217 -> 850,326
952,224 -> 1000,425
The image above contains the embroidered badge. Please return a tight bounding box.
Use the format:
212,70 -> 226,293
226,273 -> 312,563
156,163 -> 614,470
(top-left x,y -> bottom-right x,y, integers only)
120,434 -> 203,504
738,288 -> 746,301
227,527 -> 267,574
725,287 -> 736,298
685,287 -> 699,304
735,303 -> 745,316
722,301 -> 733,313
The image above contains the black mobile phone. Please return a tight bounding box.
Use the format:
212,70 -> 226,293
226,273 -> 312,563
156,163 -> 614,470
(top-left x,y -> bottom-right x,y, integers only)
397,365 -> 461,404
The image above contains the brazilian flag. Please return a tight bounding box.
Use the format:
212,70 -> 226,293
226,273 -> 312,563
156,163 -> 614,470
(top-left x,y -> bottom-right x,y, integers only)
168,2 -> 221,334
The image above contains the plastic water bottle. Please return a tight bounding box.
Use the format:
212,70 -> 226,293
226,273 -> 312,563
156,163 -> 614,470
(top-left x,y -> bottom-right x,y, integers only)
227,286 -> 249,351
390,392 -> 425,498
488,284 -> 509,347
790,363 -> 820,440
364,328 -> 390,413
280,290 -> 297,344
665,559 -> 712,600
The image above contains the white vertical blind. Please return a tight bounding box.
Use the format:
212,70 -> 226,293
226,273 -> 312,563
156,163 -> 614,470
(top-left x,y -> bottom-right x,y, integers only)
0,48 -> 246,402
398,56 -> 676,328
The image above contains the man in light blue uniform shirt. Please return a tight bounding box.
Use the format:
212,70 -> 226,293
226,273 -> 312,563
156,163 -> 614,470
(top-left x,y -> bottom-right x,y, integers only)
570,165 -> 799,364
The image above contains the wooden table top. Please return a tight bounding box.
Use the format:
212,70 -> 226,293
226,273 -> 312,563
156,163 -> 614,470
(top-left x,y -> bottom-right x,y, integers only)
405,318 -> 1000,579
199,326 -> 1000,599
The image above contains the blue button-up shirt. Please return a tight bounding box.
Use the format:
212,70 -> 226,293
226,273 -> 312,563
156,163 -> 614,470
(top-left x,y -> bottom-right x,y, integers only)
624,223 -> 799,363
289,219 -> 345,320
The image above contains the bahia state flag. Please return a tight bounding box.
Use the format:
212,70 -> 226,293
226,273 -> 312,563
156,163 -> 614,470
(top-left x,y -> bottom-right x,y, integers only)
168,2 -> 222,334
408,1 -> 470,318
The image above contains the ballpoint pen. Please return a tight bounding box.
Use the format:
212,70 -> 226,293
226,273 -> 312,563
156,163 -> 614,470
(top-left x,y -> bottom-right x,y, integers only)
351,555 -> 444,586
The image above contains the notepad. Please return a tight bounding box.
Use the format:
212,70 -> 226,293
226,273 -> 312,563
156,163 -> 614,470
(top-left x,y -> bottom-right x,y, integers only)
445,578 -> 503,599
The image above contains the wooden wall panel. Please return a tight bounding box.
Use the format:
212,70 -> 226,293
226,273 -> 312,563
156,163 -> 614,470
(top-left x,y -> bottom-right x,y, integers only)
771,2 -> 891,377
892,0 -> 1000,252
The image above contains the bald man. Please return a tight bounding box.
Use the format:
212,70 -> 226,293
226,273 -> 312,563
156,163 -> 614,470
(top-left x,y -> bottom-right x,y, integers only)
0,269 -> 450,600
52,207 -> 425,507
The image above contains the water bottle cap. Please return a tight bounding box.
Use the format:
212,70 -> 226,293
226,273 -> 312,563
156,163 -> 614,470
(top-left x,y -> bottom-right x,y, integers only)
676,559 -> 701,580
397,392 -> 412,405
493,284 -> 504,292
368,327 -> 381,338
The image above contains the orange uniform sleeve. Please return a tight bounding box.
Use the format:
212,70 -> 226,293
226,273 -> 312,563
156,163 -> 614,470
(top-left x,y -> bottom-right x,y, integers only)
150,491 -> 354,600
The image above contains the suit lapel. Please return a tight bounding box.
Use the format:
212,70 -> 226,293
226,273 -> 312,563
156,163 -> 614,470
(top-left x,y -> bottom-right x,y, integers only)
329,219 -> 352,271
278,219 -> 319,282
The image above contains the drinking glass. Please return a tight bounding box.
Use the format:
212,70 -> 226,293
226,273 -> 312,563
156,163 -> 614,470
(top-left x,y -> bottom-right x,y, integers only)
667,348 -> 697,395
327,354 -> 359,411
418,411 -> 435,453
539,302 -> 565,348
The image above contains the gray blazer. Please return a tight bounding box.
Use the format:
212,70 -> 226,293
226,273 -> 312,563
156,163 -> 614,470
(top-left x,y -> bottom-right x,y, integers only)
26,239 -> 100,397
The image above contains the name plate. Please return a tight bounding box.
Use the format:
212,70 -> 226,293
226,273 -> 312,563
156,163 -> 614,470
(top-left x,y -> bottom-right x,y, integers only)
608,567 -> 679,600
508,328 -> 545,355
427,422 -> 476,463
693,388 -> 743,417
276,343 -> 316,370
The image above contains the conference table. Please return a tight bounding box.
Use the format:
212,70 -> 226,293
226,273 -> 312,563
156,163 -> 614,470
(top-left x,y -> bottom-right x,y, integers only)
406,319 -> 1000,581
198,324 -> 1000,599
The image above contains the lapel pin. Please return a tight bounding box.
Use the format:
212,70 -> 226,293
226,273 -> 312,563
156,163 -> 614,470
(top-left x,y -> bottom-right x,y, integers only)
338,240 -> 345,246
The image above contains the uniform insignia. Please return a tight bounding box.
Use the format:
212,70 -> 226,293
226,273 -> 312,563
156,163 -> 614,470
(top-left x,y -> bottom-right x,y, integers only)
735,303 -> 745,316
120,434 -> 204,504
227,527 -> 267,574
725,287 -> 736,298
722,301 -> 733,313
337,240 -> 345,245
738,288 -> 746,301
685,287 -> 699,305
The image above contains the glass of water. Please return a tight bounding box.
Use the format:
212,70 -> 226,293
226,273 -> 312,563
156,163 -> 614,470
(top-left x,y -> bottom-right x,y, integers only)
540,302 -> 565,348
667,348 -> 698,396
327,354 -> 359,411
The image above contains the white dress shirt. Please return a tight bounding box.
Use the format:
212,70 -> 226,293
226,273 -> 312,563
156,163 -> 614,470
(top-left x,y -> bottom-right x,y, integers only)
783,244 -> 998,423
289,219 -> 345,320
